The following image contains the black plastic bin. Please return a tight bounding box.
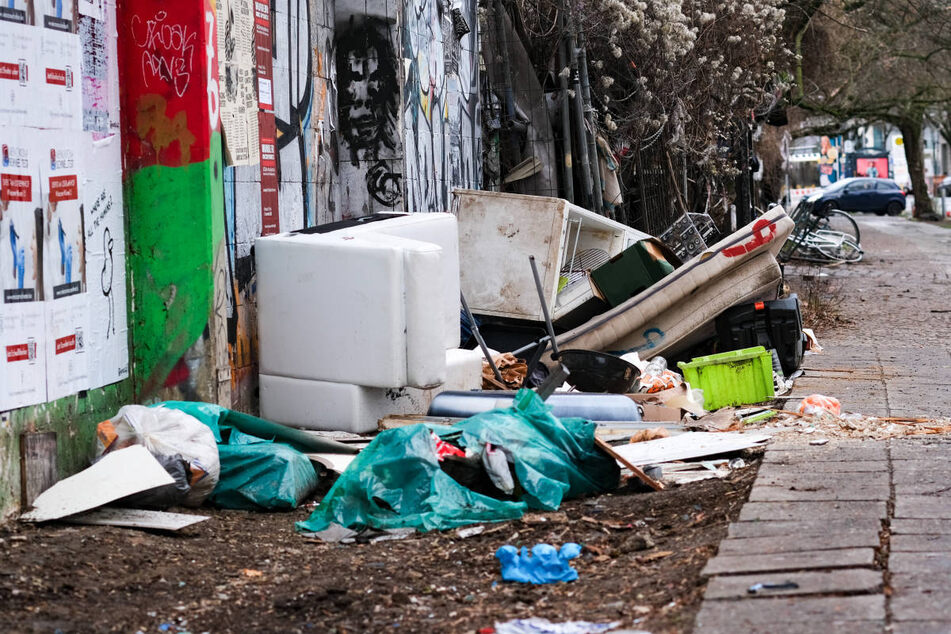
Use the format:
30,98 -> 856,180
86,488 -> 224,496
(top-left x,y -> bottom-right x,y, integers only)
715,294 -> 806,376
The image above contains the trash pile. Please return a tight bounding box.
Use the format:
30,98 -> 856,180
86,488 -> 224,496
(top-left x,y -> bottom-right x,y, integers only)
18,193 -> 923,566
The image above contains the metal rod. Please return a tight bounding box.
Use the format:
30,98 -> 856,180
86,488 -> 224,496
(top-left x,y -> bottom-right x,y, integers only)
461,292 -> 504,384
565,5 -> 593,208
529,255 -> 561,359
577,34 -> 603,214
557,8 -> 574,203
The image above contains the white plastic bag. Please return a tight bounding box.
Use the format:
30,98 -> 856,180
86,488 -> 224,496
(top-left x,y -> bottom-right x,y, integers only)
97,405 -> 220,506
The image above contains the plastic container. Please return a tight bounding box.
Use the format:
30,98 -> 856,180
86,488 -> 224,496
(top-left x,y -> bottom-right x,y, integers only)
427,391 -> 642,421
715,295 -> 805,376
677,346 -> 775,410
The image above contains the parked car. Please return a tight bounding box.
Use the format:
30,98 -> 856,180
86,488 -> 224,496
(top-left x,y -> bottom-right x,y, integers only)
803,177 -> 906,216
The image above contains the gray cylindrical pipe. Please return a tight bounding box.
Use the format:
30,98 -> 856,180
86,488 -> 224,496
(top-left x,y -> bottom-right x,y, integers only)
577,35 -> 603,214
557,9 -> 574,203
566,8 -> 593,208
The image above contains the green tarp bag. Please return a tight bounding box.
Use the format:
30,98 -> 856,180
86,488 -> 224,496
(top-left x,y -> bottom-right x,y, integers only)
296,389 -> 618,533
156,401 -> 318,511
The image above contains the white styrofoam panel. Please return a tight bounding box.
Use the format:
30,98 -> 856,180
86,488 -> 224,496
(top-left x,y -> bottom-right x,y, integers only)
334,213 -> 461,348
255,233 -> 409,387
353,232 -> 446,388
259,348 -> 483,432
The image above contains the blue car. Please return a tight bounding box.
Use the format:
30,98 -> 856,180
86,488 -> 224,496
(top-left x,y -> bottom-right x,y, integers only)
803,177 -> 906,216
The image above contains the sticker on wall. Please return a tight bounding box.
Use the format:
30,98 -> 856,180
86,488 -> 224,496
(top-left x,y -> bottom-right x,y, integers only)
0,22 -> 36,127
40,29 -> 83,130
80,132 -> 128,389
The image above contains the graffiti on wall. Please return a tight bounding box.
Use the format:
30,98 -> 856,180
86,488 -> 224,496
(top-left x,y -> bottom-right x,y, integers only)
401,0 -> 480,213
336,6 -> 401,216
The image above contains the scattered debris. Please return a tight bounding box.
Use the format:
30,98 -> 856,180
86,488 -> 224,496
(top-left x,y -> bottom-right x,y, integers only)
496,543 -> 582,584
798,394 -> 841,416
491,618 -> 625,634
456,525 -> 486,539
748,581 -> 800,594
809,438 -> 830,446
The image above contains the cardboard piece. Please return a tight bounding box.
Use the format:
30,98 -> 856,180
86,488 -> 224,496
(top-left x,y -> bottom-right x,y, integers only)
65,508 -> 209,531
610,431 -> 770,467
625,393 -> 685,422
20,445 -> 174,522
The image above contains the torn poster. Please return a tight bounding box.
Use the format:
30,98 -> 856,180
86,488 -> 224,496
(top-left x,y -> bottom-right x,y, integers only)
0,126 -> 46,409
0,21 -> 36,127
217,0 -> 259,165
80,8 -> 120,136
38,130 -> 89,400
81,133 -> 128,388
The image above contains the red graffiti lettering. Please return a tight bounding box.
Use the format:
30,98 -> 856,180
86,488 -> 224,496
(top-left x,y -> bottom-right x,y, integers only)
723,218 -> 777,258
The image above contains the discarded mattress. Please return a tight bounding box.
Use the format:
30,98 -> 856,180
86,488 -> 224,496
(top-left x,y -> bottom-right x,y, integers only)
548,208 -> 794,361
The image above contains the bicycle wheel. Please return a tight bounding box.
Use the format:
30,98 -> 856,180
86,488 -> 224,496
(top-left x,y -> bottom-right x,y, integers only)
817,210 -> 860,244
816,235 -> 863,263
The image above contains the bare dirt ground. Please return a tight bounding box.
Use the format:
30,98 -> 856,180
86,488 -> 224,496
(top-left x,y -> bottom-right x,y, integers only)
0,462 -> 759,634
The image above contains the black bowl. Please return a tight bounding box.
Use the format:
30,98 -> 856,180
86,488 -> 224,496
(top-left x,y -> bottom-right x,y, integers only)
557,349 -> 640,393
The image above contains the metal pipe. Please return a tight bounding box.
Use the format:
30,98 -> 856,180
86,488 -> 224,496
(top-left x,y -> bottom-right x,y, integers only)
577,34 -> 603,214
565,6 -> 593,208
461,292 -> 505,384
529,255 -> 561,359
557,8 -> 574,203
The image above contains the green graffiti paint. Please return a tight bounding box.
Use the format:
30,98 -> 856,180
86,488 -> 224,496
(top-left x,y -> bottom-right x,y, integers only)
127,136 -> 223,398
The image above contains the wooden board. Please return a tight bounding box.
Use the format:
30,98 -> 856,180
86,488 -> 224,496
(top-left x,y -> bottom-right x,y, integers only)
378,414 -> 462,431
610,431 -> 770,467
65,508 -> 209,531
20,432 -> 58,509
20,446 -> 175,522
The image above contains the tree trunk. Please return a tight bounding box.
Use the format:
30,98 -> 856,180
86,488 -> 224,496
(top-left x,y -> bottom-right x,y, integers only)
898,117 -> 936,219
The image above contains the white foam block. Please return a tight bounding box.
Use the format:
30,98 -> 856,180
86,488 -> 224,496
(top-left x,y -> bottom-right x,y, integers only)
260,348 -> 484,433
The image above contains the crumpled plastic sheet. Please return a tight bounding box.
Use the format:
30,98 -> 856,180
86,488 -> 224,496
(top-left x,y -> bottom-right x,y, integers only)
296,389 -> 619,534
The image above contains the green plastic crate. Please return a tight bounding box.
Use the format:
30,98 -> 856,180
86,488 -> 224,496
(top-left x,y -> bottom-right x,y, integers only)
677,346 -> 775,410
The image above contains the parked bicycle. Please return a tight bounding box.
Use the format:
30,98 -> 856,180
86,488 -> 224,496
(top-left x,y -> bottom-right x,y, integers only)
778,201 -> 863,264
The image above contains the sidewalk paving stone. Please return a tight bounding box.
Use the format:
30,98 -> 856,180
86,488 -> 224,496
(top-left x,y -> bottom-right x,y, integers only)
891,519 -> 951,535
890,553 -> 951,575
756,472 -> 889,488
703,569 -> 882,600
892,593 -> 951,621
738,501 -> 887,522
703,547 -> 875,575
694,595 -> 885,632
890,572 -> 951,592
764,447 -> 888,462
747,483 -> 889,502
891,622 -> 951,634
727,518 -> 882,539
894,496 -> 951,519
890,534 -> 951,552
894,483 -> 951,496
757,461 -> 888,474
716,532 -> 881,556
